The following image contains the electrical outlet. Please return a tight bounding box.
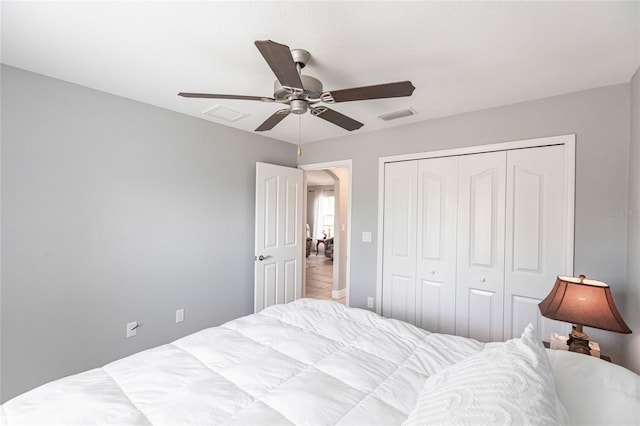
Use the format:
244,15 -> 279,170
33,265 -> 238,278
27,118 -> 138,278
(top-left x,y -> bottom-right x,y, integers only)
126,321 -> 138,338
367,297 -> 374,309
176,308 -> 184,323
362,232 -> 372,243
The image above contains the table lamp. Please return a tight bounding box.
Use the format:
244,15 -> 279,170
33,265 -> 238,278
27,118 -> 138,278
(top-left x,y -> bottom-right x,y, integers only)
538,275 -> 631,355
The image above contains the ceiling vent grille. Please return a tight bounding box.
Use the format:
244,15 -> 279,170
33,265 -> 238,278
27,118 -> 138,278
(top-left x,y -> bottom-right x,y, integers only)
378,108 -> 417,121
202,105 -> 250,122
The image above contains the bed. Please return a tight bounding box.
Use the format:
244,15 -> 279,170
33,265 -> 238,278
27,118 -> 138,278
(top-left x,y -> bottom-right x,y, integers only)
1,298 -> 638,425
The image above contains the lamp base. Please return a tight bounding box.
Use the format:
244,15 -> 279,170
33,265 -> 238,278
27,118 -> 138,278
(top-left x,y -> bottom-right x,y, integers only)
549,333 -> 602,358
568,330 -> 591,355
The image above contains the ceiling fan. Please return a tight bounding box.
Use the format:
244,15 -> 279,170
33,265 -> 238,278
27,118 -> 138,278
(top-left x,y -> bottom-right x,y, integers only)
178,40 -> 416,132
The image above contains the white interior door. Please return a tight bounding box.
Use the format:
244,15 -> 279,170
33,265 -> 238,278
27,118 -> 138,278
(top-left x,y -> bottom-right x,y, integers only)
456,151 -> 506,342
382,161 -> 418,323
254,162 -> 303,312
504,145 -> 568,339
415,156 -> 458,334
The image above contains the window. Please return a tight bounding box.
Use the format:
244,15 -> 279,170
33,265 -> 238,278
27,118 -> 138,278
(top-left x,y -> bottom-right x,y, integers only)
313,190 -> 335,240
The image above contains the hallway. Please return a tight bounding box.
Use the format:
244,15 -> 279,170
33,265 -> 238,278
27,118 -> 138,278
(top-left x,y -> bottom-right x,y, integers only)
304,248 -> 345,304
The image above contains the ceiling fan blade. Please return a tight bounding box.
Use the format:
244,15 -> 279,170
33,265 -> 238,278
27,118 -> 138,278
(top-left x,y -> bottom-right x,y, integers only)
255,109 -> 290,132
310,107 -> 363,131
323,81 -> 416,103
178,93 -> 274,102
254,40 -> 304,90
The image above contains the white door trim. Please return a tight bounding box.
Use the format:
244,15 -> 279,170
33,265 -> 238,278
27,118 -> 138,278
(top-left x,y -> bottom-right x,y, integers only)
299,160 -> 353,307
376,134 -> 576,315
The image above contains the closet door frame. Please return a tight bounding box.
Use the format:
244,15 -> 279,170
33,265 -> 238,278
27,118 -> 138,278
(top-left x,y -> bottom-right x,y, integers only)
376,134 -> 575,316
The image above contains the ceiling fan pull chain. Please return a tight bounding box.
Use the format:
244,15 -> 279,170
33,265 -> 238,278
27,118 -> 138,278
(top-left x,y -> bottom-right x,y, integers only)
297,116 -> 302,157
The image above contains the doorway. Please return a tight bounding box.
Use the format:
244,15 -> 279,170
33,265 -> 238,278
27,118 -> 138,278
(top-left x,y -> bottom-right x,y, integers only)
305,174 -> 341,303
300,160 -> 352,307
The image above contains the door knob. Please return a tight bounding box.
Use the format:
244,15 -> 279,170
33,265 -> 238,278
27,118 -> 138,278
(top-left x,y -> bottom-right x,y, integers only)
480,278 -> 486,283
257,255 -> 272,261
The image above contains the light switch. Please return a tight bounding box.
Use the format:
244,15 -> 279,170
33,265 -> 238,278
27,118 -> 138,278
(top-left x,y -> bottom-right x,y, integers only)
176,309 -> 184,323
126,321 -> 138,338
362,232 -> 372,243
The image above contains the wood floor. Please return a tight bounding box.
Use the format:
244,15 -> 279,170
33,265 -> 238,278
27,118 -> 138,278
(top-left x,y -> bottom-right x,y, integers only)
304,248 -> 345,305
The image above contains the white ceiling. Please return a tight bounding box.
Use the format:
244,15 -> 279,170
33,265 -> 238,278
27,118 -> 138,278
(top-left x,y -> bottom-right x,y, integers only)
2,1 -> 638,144
306,170 -> 336,187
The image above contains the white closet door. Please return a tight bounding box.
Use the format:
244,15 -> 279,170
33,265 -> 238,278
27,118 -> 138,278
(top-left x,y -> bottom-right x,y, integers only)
382,161 -> 418,323
415,156 -> 458,334
504,145 -> 568,339
456,151 -> 506,342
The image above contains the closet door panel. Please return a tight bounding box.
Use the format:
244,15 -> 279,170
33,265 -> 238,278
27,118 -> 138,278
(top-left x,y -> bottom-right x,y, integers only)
511,295 -> 545,339
389,275 -> 415,323
382,161 -> 418,324
456,151 -> 506,342
468,288 -> 499,343
504,145 -> 567,339
416,156 -> 458,334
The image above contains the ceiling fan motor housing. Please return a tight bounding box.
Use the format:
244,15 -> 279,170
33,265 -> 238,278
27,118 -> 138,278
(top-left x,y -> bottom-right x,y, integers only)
273,75 -> 323,102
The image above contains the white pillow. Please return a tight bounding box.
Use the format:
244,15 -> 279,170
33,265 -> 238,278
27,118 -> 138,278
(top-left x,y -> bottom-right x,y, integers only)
403,324 -> 569,425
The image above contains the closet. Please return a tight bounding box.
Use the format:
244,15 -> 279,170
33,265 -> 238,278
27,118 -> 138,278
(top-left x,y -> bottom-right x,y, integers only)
381,141 -> 572,342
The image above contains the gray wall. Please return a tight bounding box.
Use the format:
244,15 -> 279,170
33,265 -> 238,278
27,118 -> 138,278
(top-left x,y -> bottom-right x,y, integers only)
624,67 -> 640,374
0,65 -> 297,402
299,84 -> 632,364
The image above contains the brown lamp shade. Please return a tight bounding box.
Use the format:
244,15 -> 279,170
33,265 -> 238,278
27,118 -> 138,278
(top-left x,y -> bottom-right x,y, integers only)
539,276 -> 632,334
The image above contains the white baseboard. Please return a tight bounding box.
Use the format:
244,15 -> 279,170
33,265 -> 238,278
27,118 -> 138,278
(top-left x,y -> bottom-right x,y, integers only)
332,288 -> 346,300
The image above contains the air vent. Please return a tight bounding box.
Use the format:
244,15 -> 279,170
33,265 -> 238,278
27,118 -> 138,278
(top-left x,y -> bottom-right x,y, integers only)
202,105 -> 250,122
377,108 -> 418,122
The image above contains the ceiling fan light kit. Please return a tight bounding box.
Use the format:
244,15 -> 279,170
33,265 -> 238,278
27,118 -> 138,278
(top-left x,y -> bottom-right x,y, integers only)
179,40 -> 416,132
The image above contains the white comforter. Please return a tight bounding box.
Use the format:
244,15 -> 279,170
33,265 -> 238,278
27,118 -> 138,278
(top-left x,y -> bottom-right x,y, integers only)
1,299 -> 484,425
3,299 -> 639,425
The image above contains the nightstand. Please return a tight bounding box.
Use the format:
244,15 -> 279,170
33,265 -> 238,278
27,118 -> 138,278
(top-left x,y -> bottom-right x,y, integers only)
543,341 -> 611,362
